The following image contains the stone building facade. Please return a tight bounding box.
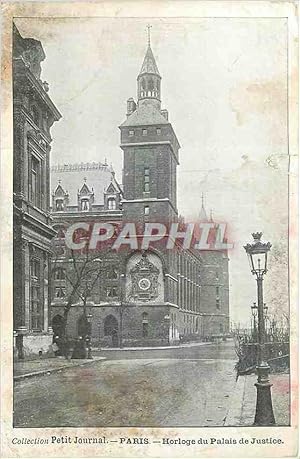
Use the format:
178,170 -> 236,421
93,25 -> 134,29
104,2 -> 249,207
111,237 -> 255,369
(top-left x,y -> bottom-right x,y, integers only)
13,25 -> 61,358
50,40 -> 229,346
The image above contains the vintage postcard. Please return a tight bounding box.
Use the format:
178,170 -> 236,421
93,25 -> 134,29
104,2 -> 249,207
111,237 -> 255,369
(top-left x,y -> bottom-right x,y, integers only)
0,1 -> 298,458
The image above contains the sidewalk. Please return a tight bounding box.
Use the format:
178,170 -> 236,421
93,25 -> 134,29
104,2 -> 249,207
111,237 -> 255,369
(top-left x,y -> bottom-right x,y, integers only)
95,341 -> 214,351
14,356 -> 106,381
225,372 -> 290,426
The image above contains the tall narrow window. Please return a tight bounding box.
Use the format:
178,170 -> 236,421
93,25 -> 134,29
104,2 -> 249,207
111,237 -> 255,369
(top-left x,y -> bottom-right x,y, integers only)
144,168 -> 150,192
54,268 -> 66,280
108,198 -> 116,210
144,206 -> 150,216
142,322 -> 149,338
55,199 -> 64,211
30,258 -> 42,331
81,198 -> 89,211
31,155 -> 40,207
142,129 -> 147,136
142,312 -> 149,338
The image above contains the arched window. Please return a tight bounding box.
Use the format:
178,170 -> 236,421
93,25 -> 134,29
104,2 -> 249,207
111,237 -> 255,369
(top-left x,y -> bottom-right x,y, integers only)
55,199 -> 64,211
141,78 -> 146,97
107,198 -> 116,210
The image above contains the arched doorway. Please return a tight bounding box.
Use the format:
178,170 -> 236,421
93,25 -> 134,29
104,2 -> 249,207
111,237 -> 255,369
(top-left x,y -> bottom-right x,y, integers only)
52,314 -> 64,337
104,315 -> 119,347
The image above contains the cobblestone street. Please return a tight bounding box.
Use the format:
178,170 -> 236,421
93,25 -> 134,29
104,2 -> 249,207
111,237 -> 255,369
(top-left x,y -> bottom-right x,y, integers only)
14,341 -> 237,427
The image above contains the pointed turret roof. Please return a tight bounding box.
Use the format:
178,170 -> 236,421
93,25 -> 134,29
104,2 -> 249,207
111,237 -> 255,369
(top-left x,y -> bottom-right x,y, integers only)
199,193 -> 208,221
199,204 -> 208,221
139,45 -> 160,77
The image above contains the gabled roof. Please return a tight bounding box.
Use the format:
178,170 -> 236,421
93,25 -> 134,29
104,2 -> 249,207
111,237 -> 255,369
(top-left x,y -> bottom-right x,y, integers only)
120,103 -> 169,127
105,174 -> 123,196
78,183 -> 92,196
53,183 -> 67,197
139,45 -> 160,77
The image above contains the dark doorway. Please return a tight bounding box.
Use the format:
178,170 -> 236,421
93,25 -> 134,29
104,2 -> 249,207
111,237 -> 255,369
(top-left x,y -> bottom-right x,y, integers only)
104,315 -> 119,347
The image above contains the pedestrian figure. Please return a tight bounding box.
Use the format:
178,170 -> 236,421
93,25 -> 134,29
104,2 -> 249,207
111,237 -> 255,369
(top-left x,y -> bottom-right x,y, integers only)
71,336 -> 87,359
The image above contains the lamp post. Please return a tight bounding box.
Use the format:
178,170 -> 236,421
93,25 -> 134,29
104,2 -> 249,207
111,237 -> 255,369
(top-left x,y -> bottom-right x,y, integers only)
86,313 -> 93,359
119,273 -> 126,349
263,304 -> 269,338
244,232 -> 275,426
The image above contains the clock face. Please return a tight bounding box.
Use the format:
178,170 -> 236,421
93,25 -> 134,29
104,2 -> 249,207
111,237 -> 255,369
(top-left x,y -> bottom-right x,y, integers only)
138,278 -> 151,291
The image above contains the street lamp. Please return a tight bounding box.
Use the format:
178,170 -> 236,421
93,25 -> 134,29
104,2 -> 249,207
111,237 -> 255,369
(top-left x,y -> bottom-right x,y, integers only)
244,232 -> 275,426
263,303 -> 269,337
86,313 -> 93,359
119,273 -> 126,349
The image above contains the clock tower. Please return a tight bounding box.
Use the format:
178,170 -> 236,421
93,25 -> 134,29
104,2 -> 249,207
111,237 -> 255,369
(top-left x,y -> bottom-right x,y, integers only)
119,33 -> 180,226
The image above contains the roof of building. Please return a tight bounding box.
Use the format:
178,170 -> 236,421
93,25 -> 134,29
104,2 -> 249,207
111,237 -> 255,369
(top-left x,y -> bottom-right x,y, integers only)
139,45 -> 160,77
120,102 -> 169,127
51,162 -> 120,207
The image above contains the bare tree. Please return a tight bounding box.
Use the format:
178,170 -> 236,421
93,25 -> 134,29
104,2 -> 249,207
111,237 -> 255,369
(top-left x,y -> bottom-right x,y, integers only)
51,237 -> 103,345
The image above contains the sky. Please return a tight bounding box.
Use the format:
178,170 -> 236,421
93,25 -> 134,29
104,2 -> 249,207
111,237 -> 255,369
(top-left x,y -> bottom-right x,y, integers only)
15,17 -> 289,326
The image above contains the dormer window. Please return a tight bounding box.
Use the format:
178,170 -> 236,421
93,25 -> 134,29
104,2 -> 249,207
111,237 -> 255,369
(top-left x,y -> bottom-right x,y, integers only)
142,129 -> 147,136
81,198 -> 89,211
129,130 -> 134,136
55,199 -> 64,211
108,198 -> 116,210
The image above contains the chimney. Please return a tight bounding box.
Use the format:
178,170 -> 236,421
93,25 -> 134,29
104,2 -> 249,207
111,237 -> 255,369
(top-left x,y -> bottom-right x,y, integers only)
161,109 -> 168,121
127,98 -> 136,117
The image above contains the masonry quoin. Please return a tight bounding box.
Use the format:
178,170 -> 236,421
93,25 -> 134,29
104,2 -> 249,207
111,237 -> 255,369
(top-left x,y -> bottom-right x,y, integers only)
65,221 -> 234,252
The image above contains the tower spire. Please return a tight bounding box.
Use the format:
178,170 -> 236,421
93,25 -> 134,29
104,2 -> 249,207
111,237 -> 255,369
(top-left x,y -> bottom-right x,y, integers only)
137,27 -> 161,109
147,24 -> 152,47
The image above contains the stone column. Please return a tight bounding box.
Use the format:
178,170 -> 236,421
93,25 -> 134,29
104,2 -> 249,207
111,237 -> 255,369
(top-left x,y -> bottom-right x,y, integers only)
43,251 -> 49,332
23,239 -> 30,331
47,252 -> 53,333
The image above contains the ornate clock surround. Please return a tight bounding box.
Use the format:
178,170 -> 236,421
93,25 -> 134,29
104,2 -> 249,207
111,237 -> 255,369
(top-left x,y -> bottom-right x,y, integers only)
129,253 -> 160,302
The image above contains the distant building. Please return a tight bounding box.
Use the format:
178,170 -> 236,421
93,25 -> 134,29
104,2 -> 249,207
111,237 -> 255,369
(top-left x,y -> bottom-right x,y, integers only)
50,37 -> 229,347
13,24 -> 61,358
